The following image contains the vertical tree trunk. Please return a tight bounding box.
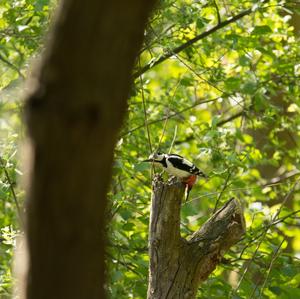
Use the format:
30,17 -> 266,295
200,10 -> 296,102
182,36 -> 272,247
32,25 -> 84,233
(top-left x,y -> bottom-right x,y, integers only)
147,176 -> 245,299
24,1 -> 156,298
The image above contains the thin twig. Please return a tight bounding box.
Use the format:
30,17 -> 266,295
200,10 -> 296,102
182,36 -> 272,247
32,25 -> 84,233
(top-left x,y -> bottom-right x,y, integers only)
174,53 -> 247,110
213,0 -> 221,24
133,7 -> 256,78
174,54 -> 226,97
213,169 -> 233,213
217,110 -> 246,126
106,252 -> 142,277
235,209 -> 300,253
232,180 -> 299,296
249,238 -> 285,299
174,108 -> 248,145
273,180 -> 299,221
168,125 -> 177,154
272,209 -> 300,226
0,53 -> 25,79
156,76 -> 182,152
232,229 -> 267,297
121,97 -> 221,137
0,157 -> 23,227
259,238 -> 285,297
139,58 -> 152,153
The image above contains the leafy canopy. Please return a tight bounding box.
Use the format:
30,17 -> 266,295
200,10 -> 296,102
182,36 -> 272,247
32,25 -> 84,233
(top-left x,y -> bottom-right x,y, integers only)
0,0 -> 300,298
109,0 -> 300,298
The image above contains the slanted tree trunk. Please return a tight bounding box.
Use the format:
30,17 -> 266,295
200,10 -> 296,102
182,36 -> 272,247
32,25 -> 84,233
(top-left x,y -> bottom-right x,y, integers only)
147,175 -> 245,299
24,1 -> 156,298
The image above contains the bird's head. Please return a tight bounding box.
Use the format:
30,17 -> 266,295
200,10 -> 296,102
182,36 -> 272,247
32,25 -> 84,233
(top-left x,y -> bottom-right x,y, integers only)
142,152 -> 165,164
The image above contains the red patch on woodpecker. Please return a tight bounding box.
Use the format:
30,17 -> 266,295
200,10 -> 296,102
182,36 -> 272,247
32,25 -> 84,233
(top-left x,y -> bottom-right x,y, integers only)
182,175 -> 198,188
182,175 -> 198,201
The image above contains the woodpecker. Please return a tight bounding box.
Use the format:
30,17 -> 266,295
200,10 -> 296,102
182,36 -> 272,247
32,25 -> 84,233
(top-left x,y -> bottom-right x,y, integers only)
143,152 -> 207,201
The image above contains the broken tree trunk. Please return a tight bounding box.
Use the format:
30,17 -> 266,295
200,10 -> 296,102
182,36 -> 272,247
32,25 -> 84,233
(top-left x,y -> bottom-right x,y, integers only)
147,175 -> 246,299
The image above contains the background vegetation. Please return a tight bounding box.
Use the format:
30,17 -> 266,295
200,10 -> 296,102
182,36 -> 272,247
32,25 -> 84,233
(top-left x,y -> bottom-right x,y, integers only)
0,0 -> 300,298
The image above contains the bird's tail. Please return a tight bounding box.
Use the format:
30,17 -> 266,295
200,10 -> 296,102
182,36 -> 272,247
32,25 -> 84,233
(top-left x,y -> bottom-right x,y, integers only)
185,185 -> 192,202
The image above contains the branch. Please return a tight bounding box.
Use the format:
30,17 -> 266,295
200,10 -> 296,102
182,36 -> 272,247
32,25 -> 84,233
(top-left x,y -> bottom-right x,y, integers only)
0,53 -> 24,79
0,156 -> 23,227
265,169 -> 300,186
216,110 -> 245,127
121,97 -> 220,137
212,0 -> 221,24
186,198 -> 245,283
134,7 -> 254,78
213,169 -> 233,213
139,58 -> 153,152
174,109 -> 246,145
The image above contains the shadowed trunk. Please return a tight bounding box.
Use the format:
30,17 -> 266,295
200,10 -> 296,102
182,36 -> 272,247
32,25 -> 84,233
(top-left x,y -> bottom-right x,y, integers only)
147,175 -> 245,299
24,0 -> 156,298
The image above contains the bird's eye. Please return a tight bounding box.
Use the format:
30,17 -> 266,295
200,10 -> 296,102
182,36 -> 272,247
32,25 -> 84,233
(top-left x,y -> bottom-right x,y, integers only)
157,152 -> 162,155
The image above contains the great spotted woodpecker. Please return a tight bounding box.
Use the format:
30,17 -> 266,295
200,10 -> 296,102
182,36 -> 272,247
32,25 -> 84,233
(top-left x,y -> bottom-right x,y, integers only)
143,152 -> 207,201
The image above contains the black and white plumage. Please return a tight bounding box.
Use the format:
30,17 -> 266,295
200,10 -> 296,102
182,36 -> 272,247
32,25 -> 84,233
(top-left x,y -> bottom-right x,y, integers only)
143,152 -> 207,179
143,152 -> 207,201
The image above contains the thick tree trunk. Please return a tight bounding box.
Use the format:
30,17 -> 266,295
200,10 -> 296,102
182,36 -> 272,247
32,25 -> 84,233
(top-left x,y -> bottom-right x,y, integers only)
147,175 -> 245,299
24,1 -> 156,298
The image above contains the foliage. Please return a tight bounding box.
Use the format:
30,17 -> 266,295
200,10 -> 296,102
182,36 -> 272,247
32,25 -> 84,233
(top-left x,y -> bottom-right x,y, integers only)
108,0 -> 300,298
0,0 -> 50,297
0,0 -> 300,298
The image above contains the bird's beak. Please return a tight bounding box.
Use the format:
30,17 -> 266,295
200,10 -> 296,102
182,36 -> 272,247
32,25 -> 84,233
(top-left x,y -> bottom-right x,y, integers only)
199,173 -> 208,180
142,159 -> 153,162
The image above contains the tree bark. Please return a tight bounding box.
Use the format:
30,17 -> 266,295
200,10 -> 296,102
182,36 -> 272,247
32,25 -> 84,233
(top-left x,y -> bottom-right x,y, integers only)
147,175 -> 245,299
24,0 -> 156,298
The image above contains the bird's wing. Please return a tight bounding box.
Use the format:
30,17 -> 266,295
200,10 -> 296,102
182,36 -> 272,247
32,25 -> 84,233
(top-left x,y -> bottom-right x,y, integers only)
168,154 -> 206,177
167,155 -> 198,174
168,153 -> 184,158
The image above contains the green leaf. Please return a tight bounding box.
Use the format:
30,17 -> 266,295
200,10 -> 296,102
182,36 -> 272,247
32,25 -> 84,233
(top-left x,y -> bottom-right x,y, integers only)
251,25 -> 272,35
242,80 -> 257,94
269,286 -> 282,295
225,77 -> 241,90
122,222 -> 135,231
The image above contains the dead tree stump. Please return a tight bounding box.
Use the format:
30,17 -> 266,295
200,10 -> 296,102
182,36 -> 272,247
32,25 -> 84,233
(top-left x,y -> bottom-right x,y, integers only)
147,175 -> 245,299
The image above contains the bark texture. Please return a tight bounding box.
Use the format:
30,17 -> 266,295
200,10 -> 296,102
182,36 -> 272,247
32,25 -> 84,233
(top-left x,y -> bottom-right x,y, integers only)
24,1 -> 156,298
147,175 -> 245,299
